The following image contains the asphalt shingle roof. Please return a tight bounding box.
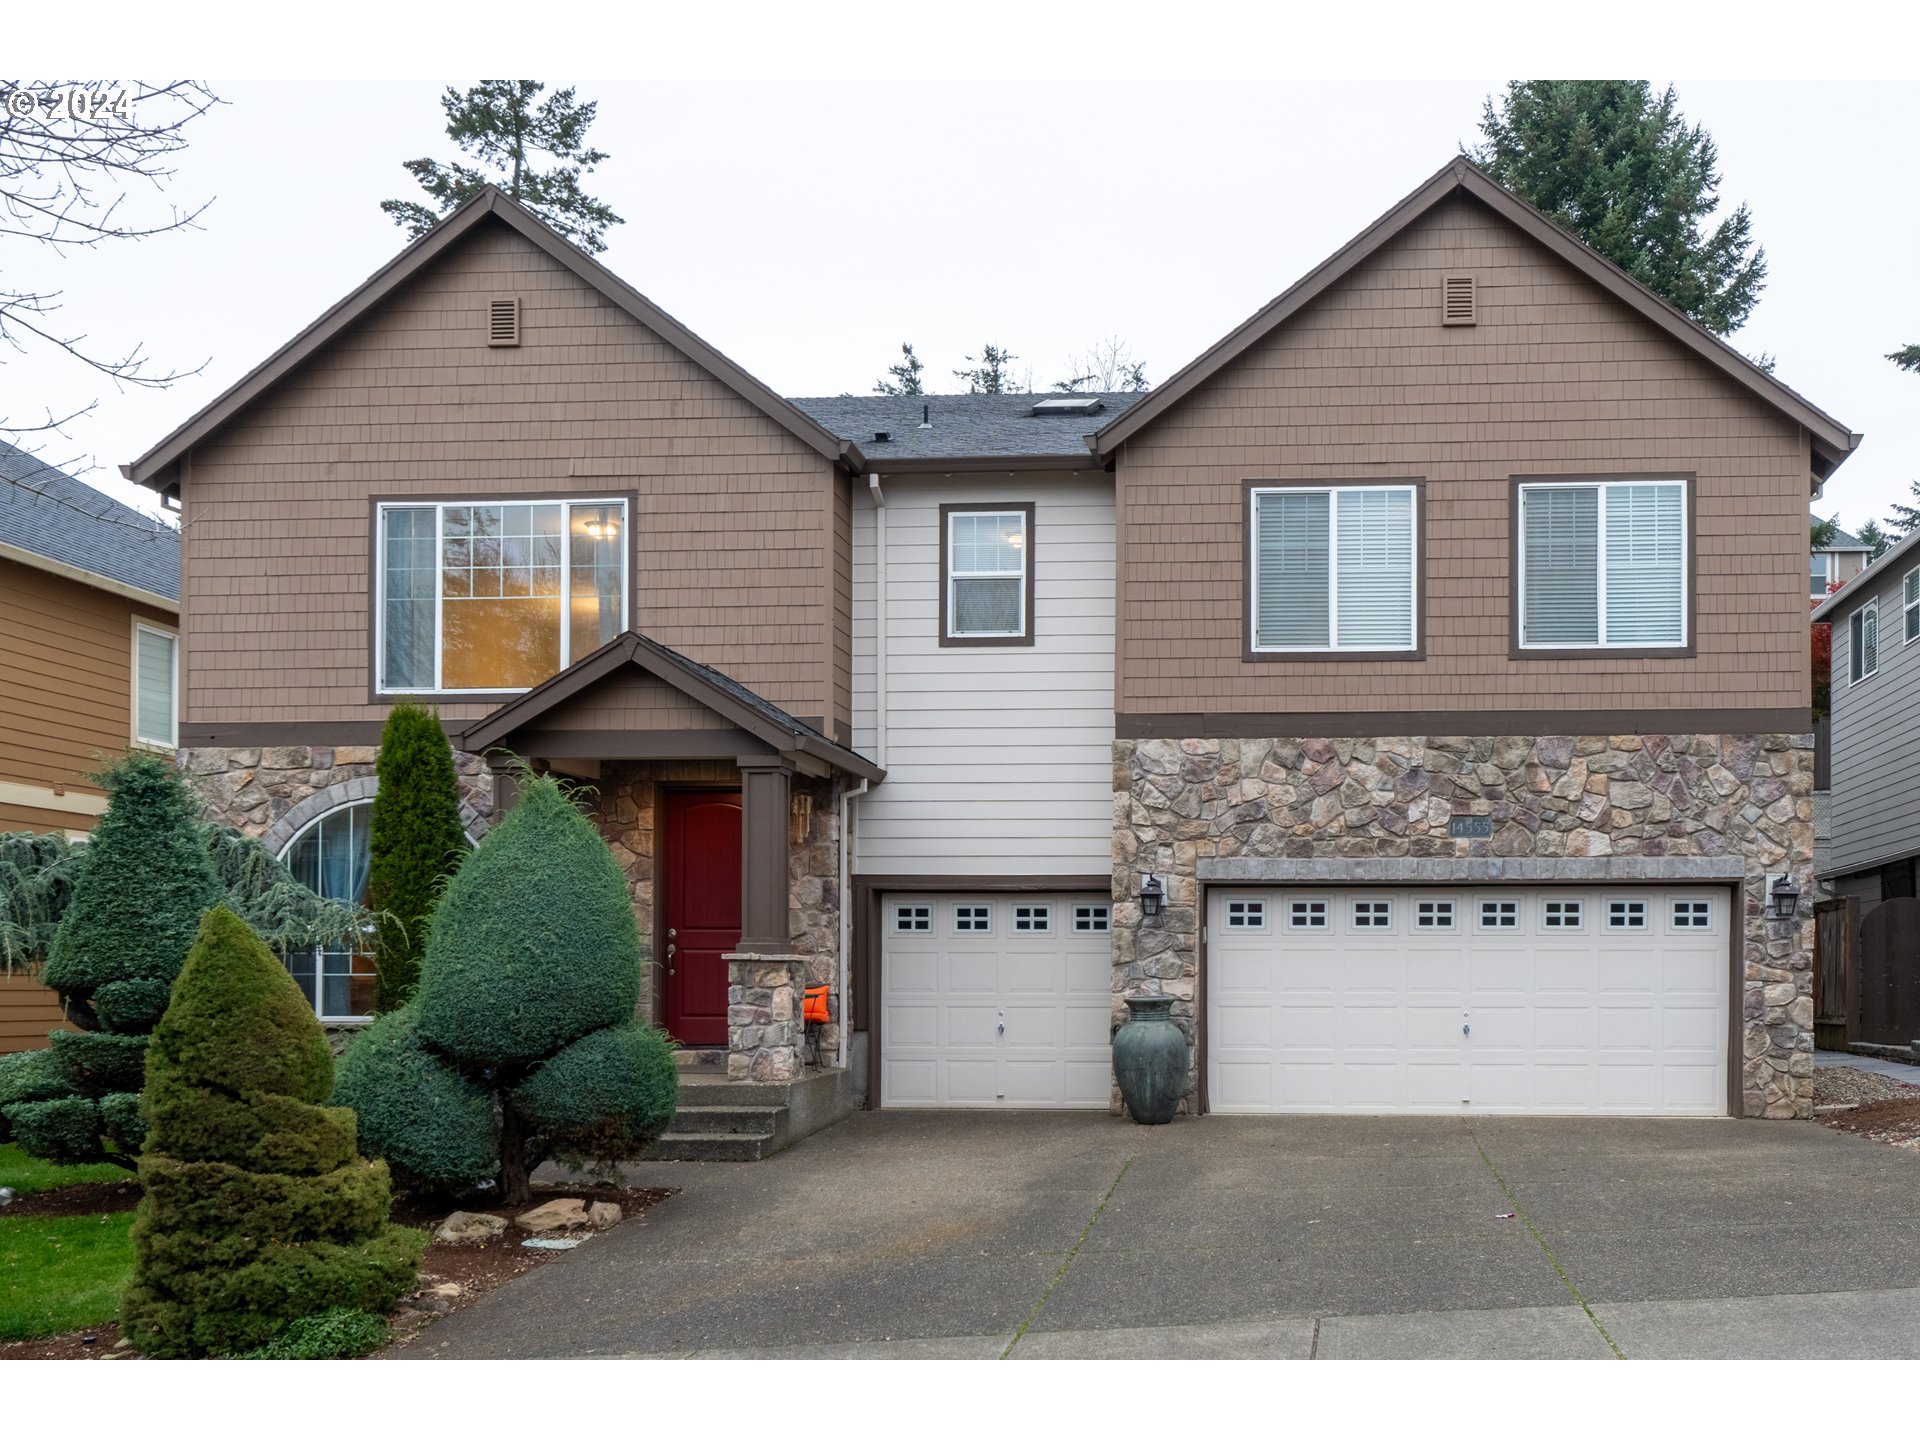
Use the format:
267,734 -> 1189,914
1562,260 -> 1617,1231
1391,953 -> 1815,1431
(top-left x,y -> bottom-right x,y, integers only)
0,440 -> 178,601
788,392 -> 1146,462
1819,526 -> 1867,551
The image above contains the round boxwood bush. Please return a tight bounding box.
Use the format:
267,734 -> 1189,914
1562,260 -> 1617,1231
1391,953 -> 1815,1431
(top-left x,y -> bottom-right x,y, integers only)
332,1010 -> 497,1192
512,1020 -> 677,1155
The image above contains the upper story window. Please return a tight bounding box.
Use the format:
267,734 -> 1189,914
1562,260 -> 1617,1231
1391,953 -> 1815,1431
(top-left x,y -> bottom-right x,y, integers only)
132,621 -> 178,749
941,506 -> 1032,645
377,498 -> 627,694
1518,479 -> 1687,651
1811,552 -> 1836,597
1249,484 -> 1417,654
1850,597 -> 1879,683
1905,568 -> 1919,644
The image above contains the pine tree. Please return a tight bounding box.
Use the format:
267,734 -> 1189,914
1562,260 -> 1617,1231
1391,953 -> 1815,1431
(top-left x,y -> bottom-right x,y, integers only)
1857,519 -> 1892,561
954,343 -> 1019,395
1888,347 -> 1920,534
366,704 -> 468,1012
120,906 -> 422,1357
874,342 -> 925,396
1470,82 -> 1767,336
382,81 -> 622,253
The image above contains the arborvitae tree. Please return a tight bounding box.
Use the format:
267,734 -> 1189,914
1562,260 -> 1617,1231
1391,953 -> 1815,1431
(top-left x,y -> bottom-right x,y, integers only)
382,81 -> 622,253
120,906 -> 422,1357
874,342 -> 925,396
334,776 -> 676,1206
954,343 -> 1019,395
6,755 -> 222,1167
367,704 -> 468,1012
1470,81 -> 1766,337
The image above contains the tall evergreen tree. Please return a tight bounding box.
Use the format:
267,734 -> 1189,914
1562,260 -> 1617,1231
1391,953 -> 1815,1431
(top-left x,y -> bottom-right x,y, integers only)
874,342 -> 925,396
954,343 -> 1019,395
366,704 -> 467,1012
1888,347 -> 1920,534
1856,519 -> 1892,561
382,81 -> 622,253
1470,81 -> 1766,336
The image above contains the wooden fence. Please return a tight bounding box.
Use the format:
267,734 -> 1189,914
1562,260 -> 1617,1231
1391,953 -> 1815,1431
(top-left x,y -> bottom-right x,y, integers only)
1853,897 -> 1920,1049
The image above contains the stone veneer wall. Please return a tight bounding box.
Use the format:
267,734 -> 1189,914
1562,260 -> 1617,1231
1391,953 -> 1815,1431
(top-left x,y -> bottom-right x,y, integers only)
1113,733 -> 1816,1119
184,744 -> 496,850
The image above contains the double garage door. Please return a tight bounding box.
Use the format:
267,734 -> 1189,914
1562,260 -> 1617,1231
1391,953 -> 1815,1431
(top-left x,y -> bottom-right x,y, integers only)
1208,887 -> 1731,1116
879,884 -> 1731,1116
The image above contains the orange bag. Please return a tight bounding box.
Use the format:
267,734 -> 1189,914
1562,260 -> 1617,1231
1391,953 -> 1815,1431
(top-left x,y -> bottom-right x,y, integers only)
803,985 -> 831,1024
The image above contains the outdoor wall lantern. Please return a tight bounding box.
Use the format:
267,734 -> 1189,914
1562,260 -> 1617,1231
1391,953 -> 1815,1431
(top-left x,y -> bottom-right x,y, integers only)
1138,874 -> 1165,918
1766,873 -> 1801,921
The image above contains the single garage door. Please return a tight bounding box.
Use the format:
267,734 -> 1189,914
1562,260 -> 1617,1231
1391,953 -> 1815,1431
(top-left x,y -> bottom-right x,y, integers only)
1208,887 -> 1729,1116
881,892 -> 1113,1108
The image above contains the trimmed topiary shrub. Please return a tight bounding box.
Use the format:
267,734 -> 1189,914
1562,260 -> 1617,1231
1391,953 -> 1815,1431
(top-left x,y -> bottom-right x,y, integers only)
335,775 -> 676,1204
367,704 -> 469,1012
121,906 -> 424,1358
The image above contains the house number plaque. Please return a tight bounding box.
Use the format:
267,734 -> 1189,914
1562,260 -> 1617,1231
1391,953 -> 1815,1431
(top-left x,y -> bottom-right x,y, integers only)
1448,816 -> 1493,839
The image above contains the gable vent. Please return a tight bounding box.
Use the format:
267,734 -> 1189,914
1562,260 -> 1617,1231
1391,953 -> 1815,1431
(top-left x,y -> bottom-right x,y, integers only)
1442,275 -> 1476,326
487,296 -> 521,347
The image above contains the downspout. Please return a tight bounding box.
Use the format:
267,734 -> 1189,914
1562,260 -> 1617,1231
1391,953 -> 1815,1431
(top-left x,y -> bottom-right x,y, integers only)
835,774 -> 867,1070
838,472 -> 886,1071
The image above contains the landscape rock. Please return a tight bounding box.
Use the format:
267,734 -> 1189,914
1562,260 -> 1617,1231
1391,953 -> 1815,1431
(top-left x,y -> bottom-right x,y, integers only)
434,1210 -> 510,1243
587,1201 -> 623,1229
514,1197 -> 590,1233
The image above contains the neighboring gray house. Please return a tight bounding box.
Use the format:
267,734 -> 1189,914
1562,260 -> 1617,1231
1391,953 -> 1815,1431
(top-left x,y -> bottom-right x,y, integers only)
1812,523 -> 1871,599
1813,529 -> 1920,913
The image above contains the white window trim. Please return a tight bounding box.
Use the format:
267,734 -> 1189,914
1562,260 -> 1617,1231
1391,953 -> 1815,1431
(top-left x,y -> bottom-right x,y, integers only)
130,619 -> 179,751
1516,479 -> 1690,651
1904,568 -> 1919,645
1851,597 -> 1880,685
374,496 -> 630,696
1811,551 -> 1836,598
1248,484 -> 1420,654
944,508 -> 1029,640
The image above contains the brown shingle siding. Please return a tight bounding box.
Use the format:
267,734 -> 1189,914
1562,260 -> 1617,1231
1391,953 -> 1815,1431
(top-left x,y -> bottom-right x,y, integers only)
1115,196 -> 1810,717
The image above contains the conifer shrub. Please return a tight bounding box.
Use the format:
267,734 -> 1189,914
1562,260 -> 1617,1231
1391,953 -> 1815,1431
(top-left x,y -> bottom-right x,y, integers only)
334,776 -> 675,1204
240,1306 -> 390,1360
366,704 -> 469,1012
121,906 -> 423,1358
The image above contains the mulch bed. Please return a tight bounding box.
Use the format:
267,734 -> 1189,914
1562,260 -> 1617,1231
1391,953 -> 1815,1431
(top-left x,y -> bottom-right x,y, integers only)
1819,1095 -> 1920,1151
0,1181 -> 674,1360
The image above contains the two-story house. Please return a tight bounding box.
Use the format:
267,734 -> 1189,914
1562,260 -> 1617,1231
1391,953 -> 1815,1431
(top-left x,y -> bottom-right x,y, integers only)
1812,525 -> 1871,601
1,440 -> 181,1053
123,159 -> 1854,1122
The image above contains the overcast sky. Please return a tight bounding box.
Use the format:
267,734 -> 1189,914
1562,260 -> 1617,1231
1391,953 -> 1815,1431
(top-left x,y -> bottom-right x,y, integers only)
10,33 -> 1918,537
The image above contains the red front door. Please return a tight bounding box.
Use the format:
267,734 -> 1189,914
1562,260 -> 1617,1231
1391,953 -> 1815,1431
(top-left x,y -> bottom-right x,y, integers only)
662,790 -> 742,1046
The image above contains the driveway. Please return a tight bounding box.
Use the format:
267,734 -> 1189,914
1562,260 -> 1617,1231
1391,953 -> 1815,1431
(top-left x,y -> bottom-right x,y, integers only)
410,1112 -> 1920,1360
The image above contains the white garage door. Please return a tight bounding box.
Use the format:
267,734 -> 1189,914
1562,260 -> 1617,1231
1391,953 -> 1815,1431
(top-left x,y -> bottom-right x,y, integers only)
881,893 -> 1113,1109
1208,887 -> 1729,1116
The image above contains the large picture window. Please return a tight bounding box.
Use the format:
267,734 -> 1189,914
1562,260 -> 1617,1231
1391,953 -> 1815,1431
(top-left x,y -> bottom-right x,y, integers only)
281,802 -> 376,1022
377,498 -> 628,693
941,505 -> 1032,644
1249,484 -> 1417,653
1518,479 -> 1687,650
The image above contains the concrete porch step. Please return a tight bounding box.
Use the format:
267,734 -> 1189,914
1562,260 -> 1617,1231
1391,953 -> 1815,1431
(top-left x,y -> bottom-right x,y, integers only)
666,1104 -> 786,1136
638,1067 -> 858,1163
643,1130 -> 781,1163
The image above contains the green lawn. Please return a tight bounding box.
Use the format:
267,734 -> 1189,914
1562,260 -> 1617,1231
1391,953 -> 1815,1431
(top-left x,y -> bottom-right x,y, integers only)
0,1144 -> 136,1342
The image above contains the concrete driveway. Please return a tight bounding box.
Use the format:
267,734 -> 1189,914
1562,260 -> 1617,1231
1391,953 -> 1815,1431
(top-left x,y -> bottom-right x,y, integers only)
410,1112 -> 1920,1360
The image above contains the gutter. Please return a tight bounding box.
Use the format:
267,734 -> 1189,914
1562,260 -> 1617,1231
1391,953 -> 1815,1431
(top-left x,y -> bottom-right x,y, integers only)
0,539 -> 178,613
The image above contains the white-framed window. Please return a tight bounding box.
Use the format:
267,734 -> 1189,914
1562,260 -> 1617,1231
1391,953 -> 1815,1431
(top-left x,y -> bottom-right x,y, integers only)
1226,898 -> 1269,930
376,497 -> 628,694
954,904 -> 992,933
894,904 -> 932,933
1543,899 -> 1584,929
1415,899 -> 1456,929
1905,568 -> 1919,644
281,802 -> 376,1022
1478,899 -> 1520,930
944,508 -> 1029,640
1352,899 -> 1392,929
1286,899 -> 1327,930
1672,899 -> 1712,929
1249,485 -> 1418,652
1518,479 -> 1687,649
1810,552 -> 1838,598
1073,904 -> 1111,933
1013,904 -> 1052,933
131,620 -> 178,749
1608,899 -> 1648,930
1850,597 -> 1879,683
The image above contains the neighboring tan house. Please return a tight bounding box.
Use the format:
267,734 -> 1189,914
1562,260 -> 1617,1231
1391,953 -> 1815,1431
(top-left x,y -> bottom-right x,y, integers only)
0,440 -> 180,1053
1812,524 -> 1870,601
122,158 -> 1855,1126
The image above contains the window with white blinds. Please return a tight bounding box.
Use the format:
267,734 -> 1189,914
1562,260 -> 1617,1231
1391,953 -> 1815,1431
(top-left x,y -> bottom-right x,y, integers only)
134,624 -> 177,748
1250,485 -> 1416,652
1518,480 -> 1687,649
1851,598 -> 1879,683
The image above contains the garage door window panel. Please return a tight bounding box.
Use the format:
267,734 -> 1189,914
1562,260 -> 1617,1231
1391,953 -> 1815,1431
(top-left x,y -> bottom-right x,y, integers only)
953,904 -> 992,934
1286,900 -> 1325,929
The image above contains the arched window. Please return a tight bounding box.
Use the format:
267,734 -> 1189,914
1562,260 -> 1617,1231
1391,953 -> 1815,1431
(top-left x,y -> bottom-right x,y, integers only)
280,801 -> 376,1021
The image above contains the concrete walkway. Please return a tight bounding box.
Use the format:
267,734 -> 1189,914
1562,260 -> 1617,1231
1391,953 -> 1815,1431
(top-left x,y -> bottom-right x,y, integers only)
409,1111 -> 1920,1361
1814,1050 -> 1920,1085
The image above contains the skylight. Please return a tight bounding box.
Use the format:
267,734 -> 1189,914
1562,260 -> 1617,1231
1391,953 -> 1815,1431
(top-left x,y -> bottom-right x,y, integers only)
1030,397 -> 1105,416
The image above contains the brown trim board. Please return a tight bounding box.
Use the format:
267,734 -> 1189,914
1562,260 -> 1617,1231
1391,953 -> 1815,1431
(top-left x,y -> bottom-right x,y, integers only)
1115,709 -> 1812,740
1241,478 -> 1428,663
850,873 -> 1114,1110
937,501 -> 1038,649
1507,473 -> 1698,661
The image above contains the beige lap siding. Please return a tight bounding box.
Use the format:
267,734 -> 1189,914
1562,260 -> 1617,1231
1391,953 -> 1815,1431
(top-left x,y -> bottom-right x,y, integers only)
177,221 -> 845,734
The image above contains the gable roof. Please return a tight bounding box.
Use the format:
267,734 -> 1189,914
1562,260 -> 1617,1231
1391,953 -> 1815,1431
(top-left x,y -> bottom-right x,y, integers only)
456,629 -> 884,782
123,186 -> 866,500
0,440 -> 178,608
790,392 -> 1144,470
1088,158 -> 1861,487
1815,525 -> 1869,553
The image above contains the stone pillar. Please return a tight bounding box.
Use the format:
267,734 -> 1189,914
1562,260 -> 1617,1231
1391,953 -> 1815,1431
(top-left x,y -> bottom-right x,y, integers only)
737,759 -> 793,952
726,953 -> 804,1081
